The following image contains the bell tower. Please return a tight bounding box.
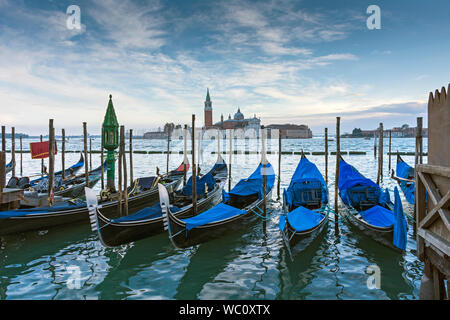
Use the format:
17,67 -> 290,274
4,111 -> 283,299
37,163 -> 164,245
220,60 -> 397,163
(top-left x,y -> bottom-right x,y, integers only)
204,88 -> 212,128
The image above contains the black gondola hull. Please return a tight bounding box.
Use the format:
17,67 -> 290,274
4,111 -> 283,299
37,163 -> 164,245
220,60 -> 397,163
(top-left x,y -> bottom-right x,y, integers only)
95,181 -> 225,247
167,191 -> 272,249
0,178 -> 182,236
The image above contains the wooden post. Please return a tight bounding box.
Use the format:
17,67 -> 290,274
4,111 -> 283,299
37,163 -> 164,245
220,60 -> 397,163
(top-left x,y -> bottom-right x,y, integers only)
192,115 -> 197,216
61,129 -> 65,180
183,124 -> 188,187
101,146 -> 104,190
121,126 -> 128,216
166,128 -> 171,174
416,117 -> 423,166
377,123 -> 383,185
277,130 -> 281,200
83,122 -> 89,187
11,127 -> 15,177
48,119 -> 55,206
117,126 -> 123,216
388,130 -> 392,171
19,136 -> 23,177
335,117 -> 340,223
228,129 -> 232,192
325,127 -> 328,185
40,135 -> 44,177
1,126 -> 5,152
0,151 -> 5,204
261,126 -> 267,216
373,132 -> 377,158
89,138 -> 92,171
129,129 -> 133,185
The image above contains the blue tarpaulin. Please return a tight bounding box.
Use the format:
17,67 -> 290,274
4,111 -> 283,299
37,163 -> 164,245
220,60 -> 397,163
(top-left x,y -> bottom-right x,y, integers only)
182,173 -> 216,196
359,205 -> 395,227
227,163 -> 275,199
393,187 -> 407,250
0,201 -> 87,219
284,156 -> 328,207
279,206 -> 325,232
111,203 -> 181,223
396,159 -> 415,204
182,202 -> 245,230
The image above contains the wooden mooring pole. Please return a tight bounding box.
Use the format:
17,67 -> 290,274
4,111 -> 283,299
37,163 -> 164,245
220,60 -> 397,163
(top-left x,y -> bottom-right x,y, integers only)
325,128 -> 328,185
89,138 -> 92,171
335,117 -> 340,225
117,126 -> 123,216
166,129 -> 171,175
121,126 -> 128,216
40,135 -> 43,177
228,129 -> 232,192
415,117 -> 423,166
19,136 -> 22,177
83,122 -> 89,188
192,115 -> 197,216
262,126 -> 267,217
0,151 -> 5,204
1,126 -> 5,153
61,129 -> 65,180
183,124 -> 188,187
388,130 -> 392,171
277,131 -> 281,200
129,129 -> 133,185
11,127 -> 15,177
48,119 -> 55,206
377,123 -> 383,185
373,132 -> 377,158
101,146 -> 104,190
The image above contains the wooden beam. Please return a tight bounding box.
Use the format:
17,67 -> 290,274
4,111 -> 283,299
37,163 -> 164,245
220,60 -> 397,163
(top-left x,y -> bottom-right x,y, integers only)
418,172 -> 450,231
11,127 -> 15,177
61,129 -> 65,179
419,190 -> 450,230
417,164 -> 450,178
418,228 -> 450,258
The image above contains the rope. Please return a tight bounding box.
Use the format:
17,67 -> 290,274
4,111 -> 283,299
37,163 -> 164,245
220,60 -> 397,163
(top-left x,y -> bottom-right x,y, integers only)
249,206 -> 271,221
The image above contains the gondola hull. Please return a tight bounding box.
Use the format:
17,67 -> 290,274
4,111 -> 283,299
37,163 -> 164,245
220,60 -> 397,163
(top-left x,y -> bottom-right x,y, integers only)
95,181 -> 225,247
0,177 -> 181,236
281,213 -> 328,257
345,209 -> 400,251
166,190 -> 272,249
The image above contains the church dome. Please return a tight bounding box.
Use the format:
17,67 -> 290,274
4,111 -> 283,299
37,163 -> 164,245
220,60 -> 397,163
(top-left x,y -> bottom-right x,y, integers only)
234,108 -> 244,120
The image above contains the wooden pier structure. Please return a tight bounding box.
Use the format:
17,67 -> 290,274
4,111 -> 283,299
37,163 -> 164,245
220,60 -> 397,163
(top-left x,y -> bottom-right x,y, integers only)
416,84 -> 450,300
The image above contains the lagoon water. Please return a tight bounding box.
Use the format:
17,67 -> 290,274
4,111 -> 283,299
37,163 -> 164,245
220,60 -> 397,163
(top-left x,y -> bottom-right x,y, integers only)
0,136 -> 426,299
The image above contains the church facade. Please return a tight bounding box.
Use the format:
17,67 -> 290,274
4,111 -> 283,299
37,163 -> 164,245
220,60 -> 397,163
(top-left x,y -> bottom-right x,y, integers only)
203,89 -> 261,136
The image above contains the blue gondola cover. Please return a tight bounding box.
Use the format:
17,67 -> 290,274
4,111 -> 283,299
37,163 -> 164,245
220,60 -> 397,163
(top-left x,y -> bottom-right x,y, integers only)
393,187 -> 407,250
280,206 -> 325,232
182,173 -> 216,196
396,160 -> 415,204
0,201 -> 87,219
111,203 -> 181,223
182,203 -> 245,230
226,163 -> 275,200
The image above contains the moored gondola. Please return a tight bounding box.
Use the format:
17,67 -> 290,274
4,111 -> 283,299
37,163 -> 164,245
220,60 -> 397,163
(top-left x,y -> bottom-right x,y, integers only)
29,153 -> 85,186
5,159 -> 14,174
392,154 -> 415,205
0,162 -> 184,236
89,156 -> 228,247
161,159 -> 275,249
338,156 -> 408,251
279,153 -> 329,259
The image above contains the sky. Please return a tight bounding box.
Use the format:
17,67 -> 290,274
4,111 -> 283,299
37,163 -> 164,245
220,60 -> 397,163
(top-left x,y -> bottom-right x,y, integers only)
0,0 -> 449,136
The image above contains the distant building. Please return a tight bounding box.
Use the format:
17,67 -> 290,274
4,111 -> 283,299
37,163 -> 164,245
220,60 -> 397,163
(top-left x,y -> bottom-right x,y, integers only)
203,89 -> 261,136
266,124 -> 312,139
357,125 -> 428,138
143,123 -> 174,139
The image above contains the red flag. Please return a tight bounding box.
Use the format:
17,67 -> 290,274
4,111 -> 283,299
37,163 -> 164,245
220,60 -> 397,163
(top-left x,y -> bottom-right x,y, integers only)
30,141 -> 58,159
176,163 -> 190,172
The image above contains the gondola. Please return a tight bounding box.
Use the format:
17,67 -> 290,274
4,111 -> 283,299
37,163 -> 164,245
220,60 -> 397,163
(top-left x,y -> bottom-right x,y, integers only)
392,154 -> 415,205
337,156 -> 407,251
88,156 -> 228,247
0,163 -> 184,236
5,160 -> 14,174
279,153 -> 329,259
161,157 -> 275,249
28,153 -> 85,186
